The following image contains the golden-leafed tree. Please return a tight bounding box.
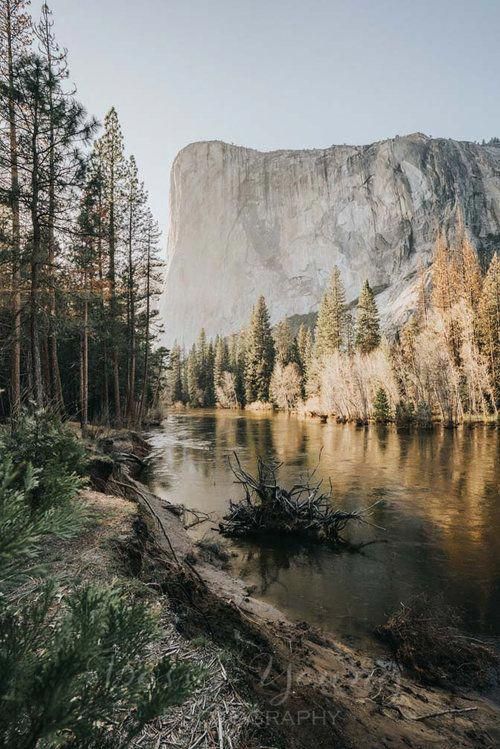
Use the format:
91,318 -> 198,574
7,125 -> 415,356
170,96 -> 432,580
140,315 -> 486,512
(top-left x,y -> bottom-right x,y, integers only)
477,253 -> 500,401
431,232 -> 461,313
455,222 -> 483,313
431,232 -> 462,365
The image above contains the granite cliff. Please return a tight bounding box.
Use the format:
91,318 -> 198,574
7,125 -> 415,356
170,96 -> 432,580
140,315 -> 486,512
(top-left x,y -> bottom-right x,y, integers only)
161,134 -> 500,346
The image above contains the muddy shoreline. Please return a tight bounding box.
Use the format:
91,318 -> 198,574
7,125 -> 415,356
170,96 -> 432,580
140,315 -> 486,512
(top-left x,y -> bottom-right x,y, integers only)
88,429 -> 500,748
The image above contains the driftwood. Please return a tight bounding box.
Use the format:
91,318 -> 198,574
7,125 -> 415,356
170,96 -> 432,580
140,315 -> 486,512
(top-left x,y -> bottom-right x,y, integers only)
377,595 -> 499,689
218,453 -> 383,547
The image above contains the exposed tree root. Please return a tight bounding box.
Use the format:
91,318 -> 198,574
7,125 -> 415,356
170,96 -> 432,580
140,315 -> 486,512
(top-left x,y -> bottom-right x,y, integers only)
218,453 -> 383,547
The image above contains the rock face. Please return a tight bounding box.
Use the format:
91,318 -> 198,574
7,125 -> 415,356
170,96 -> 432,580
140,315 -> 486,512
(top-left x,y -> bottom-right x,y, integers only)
161,134 -> 500,346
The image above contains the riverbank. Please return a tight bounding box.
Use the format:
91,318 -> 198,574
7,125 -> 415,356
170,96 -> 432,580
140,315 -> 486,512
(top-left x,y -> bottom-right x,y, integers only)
168,401 -> 500,428
90,428 -> 500,748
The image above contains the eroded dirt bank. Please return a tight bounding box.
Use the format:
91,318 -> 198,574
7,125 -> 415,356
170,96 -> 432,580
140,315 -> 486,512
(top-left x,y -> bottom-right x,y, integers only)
90,431 -> 500,748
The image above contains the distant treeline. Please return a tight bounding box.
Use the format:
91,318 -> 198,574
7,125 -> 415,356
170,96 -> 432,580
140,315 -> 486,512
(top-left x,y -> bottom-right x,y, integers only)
165,226 -> 499,426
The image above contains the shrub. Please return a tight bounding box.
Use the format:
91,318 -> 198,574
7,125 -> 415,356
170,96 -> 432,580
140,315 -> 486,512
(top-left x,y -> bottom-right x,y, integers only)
0,456 -> 84,591
377,595 -> 499,689
0,410 -> 197,746
395,400 -> 415,427
0,409 -> 87,513
0,583 -> 198,748
415,401 -> 433,429
269,362 -> 302,410
372,387 -> 391,423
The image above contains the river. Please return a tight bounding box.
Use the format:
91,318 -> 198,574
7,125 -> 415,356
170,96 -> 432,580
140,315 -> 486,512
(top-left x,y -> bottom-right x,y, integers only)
148,410 -> 500,648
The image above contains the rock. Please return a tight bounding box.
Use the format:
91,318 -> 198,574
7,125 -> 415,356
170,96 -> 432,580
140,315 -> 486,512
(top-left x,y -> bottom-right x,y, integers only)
161,134 -> 500,346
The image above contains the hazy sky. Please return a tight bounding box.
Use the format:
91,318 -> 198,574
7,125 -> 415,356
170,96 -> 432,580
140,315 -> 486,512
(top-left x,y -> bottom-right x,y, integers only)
48,0 -> 500,239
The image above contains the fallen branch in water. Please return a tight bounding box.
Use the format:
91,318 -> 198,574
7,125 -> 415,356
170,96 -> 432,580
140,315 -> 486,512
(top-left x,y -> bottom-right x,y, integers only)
218,453 -> 382,548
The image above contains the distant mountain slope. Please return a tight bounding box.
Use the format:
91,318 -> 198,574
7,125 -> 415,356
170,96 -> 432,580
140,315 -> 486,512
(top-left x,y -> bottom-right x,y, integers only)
161,134 -> 500,346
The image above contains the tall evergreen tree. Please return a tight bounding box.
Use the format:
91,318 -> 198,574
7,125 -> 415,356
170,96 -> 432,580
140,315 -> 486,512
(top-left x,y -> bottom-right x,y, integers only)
372,386 -> 391,423
166,343 -> 184,404
273,320 -> 296,366
344,310 -> 355,355
97,107 -> 126,422
0,0 -> 31,415
137,210 -> 163,424
355,280 -> 380,353
186,344 -> 199,406
229,331 -> 246,406
296,323 -> 313,389
244,295 -> 275,403
213,335 -> 228,393
314,266 -> 346,359
124,155 -> 147,423
12,49 -> 95,405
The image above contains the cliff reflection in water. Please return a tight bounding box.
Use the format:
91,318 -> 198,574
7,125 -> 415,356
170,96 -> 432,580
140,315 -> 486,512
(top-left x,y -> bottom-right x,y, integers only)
149,410 -> 500,643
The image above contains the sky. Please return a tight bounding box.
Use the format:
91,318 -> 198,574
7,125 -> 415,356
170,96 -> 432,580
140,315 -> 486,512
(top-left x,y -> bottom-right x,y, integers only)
47,0 -> 500,245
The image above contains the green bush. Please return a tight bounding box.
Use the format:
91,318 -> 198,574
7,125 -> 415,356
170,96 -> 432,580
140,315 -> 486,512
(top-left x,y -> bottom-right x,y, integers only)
415,401 -> 433,429
395,400 -> 415,427
0,456 -> 83,591
0,409 -> 87,513
0,410 -> 197,746
372,387 -> 391,423
0,583 -> 199,748
0,411 -> 88,591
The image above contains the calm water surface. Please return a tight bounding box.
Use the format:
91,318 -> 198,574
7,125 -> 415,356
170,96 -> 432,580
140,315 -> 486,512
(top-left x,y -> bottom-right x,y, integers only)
148,410 -> 500,646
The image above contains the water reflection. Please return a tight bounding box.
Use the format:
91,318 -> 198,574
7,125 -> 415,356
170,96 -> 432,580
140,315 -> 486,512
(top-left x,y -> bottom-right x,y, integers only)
148,411 -> 500,644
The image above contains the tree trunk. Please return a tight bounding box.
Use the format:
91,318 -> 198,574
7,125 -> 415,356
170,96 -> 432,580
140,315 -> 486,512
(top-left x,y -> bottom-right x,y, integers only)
126,208 -> 136,424
96,205 -> 109,423
80,270 -> 89,431
6,0 -> 21,416
137,233 -> 151,425
108,158 -> 121,423
30,94 -> 43,406
45,35 -> 64,412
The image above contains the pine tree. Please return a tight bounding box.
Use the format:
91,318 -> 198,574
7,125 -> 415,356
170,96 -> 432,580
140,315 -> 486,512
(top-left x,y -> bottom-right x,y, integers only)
74,161 -> 103,430
98,107 -> 126,423
124,155 -> 148,424
372,387 -> 391,423
273,320 -> 297,366
229,332 -> 246,406
195,328 -> 215,405
314,266 -> 346,359
213,335 -> 228,393
205,339 -> 215,406
186,345 -> 199,406
137,211 -> 163,424
34,3 -> 97,411
166,343 -> 184,404
477,253 -> 499,401
344,311 -> 354,355
244,296 -> 275,403
355,280 -> 381,353
0,0 -> 31,415
296,323 -> 313,391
